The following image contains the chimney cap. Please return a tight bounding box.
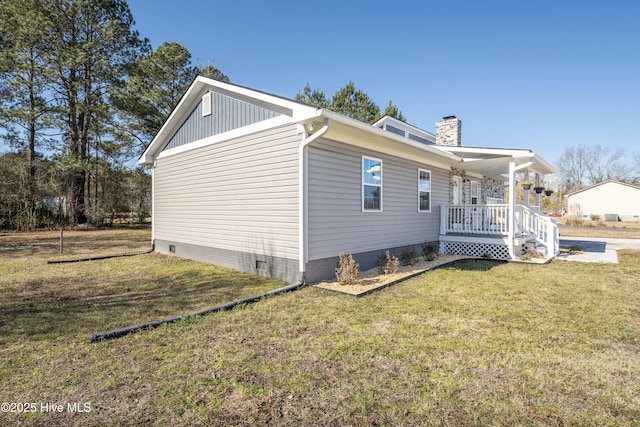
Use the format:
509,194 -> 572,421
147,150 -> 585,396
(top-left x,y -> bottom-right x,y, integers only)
442,115 -> 457,120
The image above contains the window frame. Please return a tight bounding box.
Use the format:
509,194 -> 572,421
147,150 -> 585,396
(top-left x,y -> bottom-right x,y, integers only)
418,168 -> 432,213
362,156 -> 383,212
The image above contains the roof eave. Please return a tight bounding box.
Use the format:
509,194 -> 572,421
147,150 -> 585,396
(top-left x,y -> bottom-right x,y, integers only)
304,110 -> 462,163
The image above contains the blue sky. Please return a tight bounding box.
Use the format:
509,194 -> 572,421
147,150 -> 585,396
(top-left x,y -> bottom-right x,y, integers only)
128,0 -> 640,166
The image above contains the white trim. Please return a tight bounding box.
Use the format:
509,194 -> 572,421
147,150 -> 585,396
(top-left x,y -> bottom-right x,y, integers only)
452,175 -> 463,205
418,168 -> 432,213
320,110 -> 461,163
156,115 -> 293,161
439,234 -> 512,245
362,155 -> 383,212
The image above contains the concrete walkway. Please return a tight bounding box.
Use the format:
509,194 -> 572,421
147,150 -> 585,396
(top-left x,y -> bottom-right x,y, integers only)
557,237 -> 640,264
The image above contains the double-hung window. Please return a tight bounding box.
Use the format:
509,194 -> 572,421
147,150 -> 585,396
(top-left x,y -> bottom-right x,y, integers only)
362,156 -> 382,211
418,169 -> 431,212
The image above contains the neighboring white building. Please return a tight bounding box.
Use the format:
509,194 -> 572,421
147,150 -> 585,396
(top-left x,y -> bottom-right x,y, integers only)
567,180 -> 640,221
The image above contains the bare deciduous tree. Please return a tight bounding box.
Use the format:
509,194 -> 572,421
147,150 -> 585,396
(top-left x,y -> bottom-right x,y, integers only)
556,145 -> 589,191
556,144 -> 633,192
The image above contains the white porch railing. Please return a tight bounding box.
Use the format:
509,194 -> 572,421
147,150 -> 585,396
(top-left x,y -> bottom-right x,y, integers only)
440,204 -> 510,235
517,205 -> 560,256
440,204 -> 559,256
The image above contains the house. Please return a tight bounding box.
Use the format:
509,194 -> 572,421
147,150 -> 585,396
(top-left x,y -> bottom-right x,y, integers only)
139,76 -> 558,283
567,180 -> 640,221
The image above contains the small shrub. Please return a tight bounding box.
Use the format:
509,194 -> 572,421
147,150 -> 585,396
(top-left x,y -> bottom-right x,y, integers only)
589,214 -> 601,221
377,250 -> 400,275
335,252 -> 360,285
400,247 -> 417,266
564,216 -> 584,226
422,242 -> 439,261
520,247 -> 545,261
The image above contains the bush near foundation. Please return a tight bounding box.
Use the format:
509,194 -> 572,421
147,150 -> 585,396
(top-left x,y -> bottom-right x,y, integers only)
335,252 -> 360,285
377,250 -> 400,275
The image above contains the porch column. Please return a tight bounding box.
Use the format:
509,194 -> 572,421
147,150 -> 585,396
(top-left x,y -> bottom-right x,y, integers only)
534,173 -> 541,208
508,159 -> 516,259
523,170 -> 530,208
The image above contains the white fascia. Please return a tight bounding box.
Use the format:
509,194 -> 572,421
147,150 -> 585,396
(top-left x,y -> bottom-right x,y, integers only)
155,115 -> 294,161
318,110 -> 463,163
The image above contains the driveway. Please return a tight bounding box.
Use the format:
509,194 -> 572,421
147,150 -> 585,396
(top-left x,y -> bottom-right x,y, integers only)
557,237 -> 640,264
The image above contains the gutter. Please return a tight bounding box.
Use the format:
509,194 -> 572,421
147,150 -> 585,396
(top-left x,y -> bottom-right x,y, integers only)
298,117 -> 330,277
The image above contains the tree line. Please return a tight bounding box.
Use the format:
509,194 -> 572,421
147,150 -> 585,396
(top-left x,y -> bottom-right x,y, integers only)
0,0 -> 229,229
555,145 -> 640,193
0,0 -> 407,231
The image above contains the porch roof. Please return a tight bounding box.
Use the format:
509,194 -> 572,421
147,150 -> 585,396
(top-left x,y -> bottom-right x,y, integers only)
434,146 -> 556,180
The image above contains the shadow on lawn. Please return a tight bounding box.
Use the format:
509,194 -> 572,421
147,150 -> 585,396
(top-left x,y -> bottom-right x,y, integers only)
0,264 -> 280,343
433,258 -> 506,272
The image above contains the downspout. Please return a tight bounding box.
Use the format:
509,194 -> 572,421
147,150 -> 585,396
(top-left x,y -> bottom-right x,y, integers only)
151,160 -> 156,247
508,157 -> 534,259
298,118 -> 330,281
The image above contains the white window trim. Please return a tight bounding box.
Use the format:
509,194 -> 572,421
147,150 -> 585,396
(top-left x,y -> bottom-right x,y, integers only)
362,155 -> 383,212
418,168 -> 431,213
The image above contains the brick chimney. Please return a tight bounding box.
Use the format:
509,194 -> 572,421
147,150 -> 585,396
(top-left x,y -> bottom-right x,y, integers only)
435,116 -> 462,146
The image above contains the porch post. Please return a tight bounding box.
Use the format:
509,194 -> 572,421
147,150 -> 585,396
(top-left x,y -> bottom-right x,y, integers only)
523,170 -> 530,208
508,159 -> 516,259
534,173 -> 541,208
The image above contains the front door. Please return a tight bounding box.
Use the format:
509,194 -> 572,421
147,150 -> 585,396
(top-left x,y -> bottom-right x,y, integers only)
452,176 -> 463,205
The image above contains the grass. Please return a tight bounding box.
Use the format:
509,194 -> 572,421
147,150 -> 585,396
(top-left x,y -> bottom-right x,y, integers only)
1,229 -> 639,426
557,218 -> 640,239
0,229 -> 286,345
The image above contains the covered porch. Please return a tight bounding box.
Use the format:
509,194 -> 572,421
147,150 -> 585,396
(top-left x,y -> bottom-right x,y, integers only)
436,146 -> 560,260
439,203 -> 559,259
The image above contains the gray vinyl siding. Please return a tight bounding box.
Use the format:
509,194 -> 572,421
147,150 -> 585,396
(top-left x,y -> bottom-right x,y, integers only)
163,91 -> 281,151
307,138 -> 449,261
154,123 -> 300,262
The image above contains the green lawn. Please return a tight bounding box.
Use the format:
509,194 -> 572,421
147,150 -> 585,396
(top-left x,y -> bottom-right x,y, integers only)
1,229 -> 639,426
